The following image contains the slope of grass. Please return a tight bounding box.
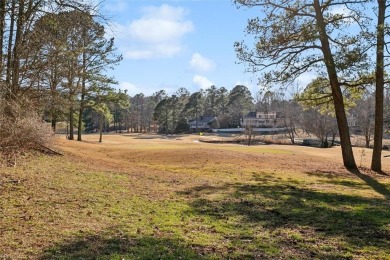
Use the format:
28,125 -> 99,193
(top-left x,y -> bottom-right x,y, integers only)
0,134 -> 389,259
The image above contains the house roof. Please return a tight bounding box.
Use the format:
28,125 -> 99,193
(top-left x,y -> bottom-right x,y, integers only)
244,112 -> 257,118
244,111 -> 284,119
189,116 -> 216,123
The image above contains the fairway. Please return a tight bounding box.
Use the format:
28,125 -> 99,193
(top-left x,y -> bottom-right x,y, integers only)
1,134 -> 390,259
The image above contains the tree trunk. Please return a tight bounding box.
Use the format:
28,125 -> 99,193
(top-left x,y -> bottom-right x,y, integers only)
66,121 -> 69,139
77,95 -> 84,141
313,0 -> 357,170
11,0 -> 25,95
331,130 -> 336,147
371,0 -> 385,172
51,117 -> 57,132
365,131 -> 370,148
287,117 -> 295,144
6,0 -> 16,95
77,33 -> 88,142
114,112 -> 117,132
99,118 -> 103,143
0,0 -> 6,74
323,133 -> 329,148
69,106 -> 74,140
172,109 -> 175,134
77,104 -> 83,140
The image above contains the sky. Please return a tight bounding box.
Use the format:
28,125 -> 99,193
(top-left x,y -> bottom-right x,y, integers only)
92,0 -> 374,99
98,0 -> 290,97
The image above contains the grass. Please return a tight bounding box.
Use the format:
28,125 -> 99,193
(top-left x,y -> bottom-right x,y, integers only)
0,134 -> 390,259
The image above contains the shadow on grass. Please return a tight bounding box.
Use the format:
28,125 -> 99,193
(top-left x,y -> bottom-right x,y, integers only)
178,173 -> 390,258
307,168 -> 390,200
129,134 -> 185,140
348,168 -> 390,200
39,229 -> 206,260
124,134 -> 161,140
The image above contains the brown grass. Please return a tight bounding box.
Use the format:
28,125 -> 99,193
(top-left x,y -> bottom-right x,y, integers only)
1,133 -> 389,259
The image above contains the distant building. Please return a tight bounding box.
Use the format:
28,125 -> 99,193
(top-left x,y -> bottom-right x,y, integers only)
188,116 -> 217,132
242,111 -> 288,128
347,113 -> 357,127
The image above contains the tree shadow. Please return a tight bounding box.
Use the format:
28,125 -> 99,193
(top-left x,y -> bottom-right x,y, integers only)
39,228 -> 207,260
178,174 -> 390,258
347,168 -> 390,200
307,168 -> 390,200
305,169 -> 351,178
131,134 -> 184,140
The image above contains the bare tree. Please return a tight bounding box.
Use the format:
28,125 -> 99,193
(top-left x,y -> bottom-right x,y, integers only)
302,108 -> 337,148
353,91 -> 375,148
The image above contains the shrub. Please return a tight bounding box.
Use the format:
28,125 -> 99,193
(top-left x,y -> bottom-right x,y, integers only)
0,98 -> 54,166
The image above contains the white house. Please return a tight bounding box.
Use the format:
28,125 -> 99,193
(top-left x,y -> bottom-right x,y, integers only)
242,111 -> 287,128
347,113 -> 357,127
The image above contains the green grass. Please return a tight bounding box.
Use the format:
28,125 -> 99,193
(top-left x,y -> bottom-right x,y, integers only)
1,139 -> 390,259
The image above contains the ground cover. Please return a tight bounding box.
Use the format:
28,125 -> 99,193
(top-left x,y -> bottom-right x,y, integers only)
1,133 -> 389,259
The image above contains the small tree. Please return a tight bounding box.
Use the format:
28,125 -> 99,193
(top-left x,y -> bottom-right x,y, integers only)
244,124 -> 257,146
281,100 -> 302,145
353,92 -> 375,148
302,108 -> 337,148
91,102 -> 112,143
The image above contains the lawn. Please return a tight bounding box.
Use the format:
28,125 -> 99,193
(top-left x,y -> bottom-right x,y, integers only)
1,133 -> 389,259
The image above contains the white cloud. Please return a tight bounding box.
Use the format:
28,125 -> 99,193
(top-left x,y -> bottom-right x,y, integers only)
327,5 -> 357,25
234,80 -> 251,87
119,81 -> 178,96
190,53 -> 216,72
119,81 -> 157,96
155,44 -> 184,57
124,50 -> 154,60
328,5 -> 351,16
119,81 -> 139,95
103,0 -> 129,13
193,75 -> 214,90
235,81 -> 257,96
111,4 -> 194,60
294,72 -> 316,91
129,14 -> 193,43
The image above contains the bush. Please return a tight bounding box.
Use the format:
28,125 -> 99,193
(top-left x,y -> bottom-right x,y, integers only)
0,98 -> 54,165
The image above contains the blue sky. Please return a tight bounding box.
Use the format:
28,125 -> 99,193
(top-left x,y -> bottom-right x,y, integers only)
100,0 -> 275,96
98,0 -> 372,98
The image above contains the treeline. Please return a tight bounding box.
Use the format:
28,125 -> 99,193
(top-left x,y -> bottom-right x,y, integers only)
0,0 -> 122,149
98,82 -> 386,152
106,85 -> 253,135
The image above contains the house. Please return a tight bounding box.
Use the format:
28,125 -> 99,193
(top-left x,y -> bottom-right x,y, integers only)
188,116 -> 217,132
242,111 -> 287,128
347,113 -> 357,127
